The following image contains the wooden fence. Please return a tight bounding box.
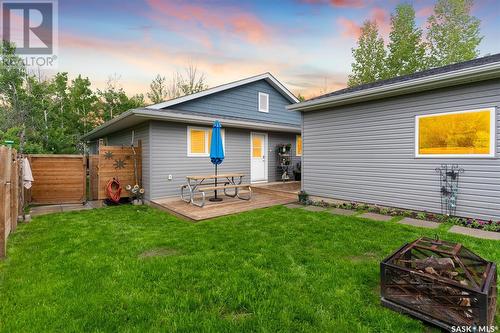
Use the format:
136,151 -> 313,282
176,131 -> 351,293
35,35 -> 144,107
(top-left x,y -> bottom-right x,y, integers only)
0,146 -> 20,258
89,141 -> 142,200
28,155 -> 86,205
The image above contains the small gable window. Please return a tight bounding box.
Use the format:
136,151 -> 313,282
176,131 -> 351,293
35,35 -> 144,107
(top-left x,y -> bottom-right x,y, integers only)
258,92 -> 269,113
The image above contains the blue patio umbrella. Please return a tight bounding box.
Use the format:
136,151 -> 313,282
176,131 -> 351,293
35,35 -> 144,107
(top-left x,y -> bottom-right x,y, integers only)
209,120 -> 225,202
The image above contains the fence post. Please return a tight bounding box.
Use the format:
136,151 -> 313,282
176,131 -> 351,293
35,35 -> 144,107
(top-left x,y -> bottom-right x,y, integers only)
11,150 -> 18,231
0,146 -> 8,258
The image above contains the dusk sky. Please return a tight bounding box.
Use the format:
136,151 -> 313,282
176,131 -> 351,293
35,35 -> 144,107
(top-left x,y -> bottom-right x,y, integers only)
57,0 -> 500,99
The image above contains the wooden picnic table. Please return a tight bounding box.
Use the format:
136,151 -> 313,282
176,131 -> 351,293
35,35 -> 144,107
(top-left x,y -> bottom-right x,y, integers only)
181,173 -> 251,207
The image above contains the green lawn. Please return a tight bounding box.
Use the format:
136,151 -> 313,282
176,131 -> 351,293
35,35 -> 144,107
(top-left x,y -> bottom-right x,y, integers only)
0,205 -> 498,332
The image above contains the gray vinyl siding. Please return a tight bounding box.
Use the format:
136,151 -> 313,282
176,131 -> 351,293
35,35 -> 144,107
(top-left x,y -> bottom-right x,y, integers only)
150,121 -> 250,198
149,121 -> 299,199
103,123 -> 151,200
170,80 -> 301,126
302,79 -> 500,221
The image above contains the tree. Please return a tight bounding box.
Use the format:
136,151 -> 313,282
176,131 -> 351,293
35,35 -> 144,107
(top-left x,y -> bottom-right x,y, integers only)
347,20 -> 387,87
147,74 -> 169,104
427,0 -> 482,68
386,4 -> 427,77
69,75 -> 97,136
97,75 -> 145,121
177,64 -> 208,96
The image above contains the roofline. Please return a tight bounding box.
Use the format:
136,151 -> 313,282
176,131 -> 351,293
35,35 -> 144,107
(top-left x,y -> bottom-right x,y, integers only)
147,72 -> 299,109
81,109 -> 301,141
288,61 -> 500,112
82,109 -> 135,140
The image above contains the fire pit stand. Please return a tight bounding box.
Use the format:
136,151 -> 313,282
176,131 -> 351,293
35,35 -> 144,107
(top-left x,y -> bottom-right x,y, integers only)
380,237 -> 497,331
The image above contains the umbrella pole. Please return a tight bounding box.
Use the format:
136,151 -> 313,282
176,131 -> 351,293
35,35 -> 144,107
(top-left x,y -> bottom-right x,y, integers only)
214,164 -> 218,199
209,163 -> 223,202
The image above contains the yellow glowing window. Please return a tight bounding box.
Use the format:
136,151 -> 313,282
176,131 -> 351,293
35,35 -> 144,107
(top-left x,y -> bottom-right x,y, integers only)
188,127 -> 224,156
296,135 -> 302,156
416,108 -> 495,157
252,136 -> 263,157
190,129 -> 206,154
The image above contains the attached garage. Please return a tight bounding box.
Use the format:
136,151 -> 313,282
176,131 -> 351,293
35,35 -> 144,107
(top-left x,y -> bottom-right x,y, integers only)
289,54 -> 500,221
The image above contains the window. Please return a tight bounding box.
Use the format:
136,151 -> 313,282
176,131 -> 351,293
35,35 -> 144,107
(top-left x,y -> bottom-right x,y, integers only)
296,135 -> 302,156
415,108 -> 496,158
252,135 -> 263,157
258,92 -> 269,113
187,126 -> 224,157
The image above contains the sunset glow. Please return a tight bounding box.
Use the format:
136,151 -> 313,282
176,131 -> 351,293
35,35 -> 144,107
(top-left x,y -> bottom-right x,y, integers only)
55,0 -> 499,99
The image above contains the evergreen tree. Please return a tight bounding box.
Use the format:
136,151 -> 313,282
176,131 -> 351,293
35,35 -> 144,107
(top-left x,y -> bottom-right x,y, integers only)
427,0 -> 482,67
347,20 -> 386,87
386,3 -> 427,77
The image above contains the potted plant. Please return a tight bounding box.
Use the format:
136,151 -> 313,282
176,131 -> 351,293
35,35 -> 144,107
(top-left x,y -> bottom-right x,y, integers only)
125,184 -> 145,205
298,190 -> 308,204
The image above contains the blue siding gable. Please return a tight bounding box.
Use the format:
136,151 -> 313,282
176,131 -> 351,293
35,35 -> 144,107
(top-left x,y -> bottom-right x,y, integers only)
165,80 -> 301,126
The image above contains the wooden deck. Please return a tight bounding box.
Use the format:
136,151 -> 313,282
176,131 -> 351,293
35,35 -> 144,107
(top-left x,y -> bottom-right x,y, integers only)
150,185 -> 297,221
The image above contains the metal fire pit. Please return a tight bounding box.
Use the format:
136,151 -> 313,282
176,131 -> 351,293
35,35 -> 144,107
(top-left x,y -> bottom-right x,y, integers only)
381,237 -> 497,331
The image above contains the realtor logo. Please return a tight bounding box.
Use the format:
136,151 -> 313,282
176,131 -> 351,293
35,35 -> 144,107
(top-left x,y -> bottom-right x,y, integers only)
1,0 -> 58,67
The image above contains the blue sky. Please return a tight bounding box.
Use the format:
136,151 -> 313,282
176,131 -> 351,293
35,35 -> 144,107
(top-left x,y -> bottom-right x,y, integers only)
56,0 -> 500,98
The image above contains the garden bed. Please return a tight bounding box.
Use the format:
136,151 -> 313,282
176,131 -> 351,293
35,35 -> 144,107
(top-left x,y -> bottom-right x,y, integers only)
304,196 -> 500,232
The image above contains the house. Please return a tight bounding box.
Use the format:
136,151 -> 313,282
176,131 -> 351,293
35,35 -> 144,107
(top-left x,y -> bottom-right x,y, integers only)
83,73 -> 302,201
288,54 -> 500,221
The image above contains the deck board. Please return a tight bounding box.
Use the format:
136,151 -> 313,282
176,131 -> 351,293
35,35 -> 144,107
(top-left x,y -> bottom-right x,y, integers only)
151,186 -> 297,221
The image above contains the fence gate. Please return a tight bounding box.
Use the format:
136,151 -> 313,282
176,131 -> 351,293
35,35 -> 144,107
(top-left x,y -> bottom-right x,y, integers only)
29,155 -> 86,204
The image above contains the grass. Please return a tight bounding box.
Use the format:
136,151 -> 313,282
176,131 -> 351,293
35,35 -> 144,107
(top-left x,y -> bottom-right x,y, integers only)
0,205 -> 498,332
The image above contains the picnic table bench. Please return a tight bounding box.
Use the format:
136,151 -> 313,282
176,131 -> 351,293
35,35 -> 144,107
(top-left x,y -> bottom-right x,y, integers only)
181,173 -> 252,207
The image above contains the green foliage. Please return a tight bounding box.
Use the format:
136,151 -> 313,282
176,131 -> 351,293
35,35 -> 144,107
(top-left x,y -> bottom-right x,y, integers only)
427,0 -> 482,68
147,74 -> 169,104
386,4 -> 427,77
348,20 -> 387,87
348,0 -> 482,87
0,44 -> 150,153
1,205 -> 498,332
97,76 -> 145,122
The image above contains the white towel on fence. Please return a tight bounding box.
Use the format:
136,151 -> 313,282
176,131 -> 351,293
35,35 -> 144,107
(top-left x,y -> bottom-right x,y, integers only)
23,157 -> 34,189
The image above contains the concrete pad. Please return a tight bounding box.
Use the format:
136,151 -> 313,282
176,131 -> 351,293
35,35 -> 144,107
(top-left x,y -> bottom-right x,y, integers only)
398,217 -> 440,229
358,212 -> 392,221
303,206 -> 327,212
329,208 -> 357,216
449,225 -> 500,240
284,203 -> 303,209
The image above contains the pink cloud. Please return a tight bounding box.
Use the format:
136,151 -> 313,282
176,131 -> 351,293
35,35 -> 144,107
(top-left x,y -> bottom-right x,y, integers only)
299,0 -> 368,8
330,0 -> 367,8
370,7 -> 390,37
144,0 -> 270,44
337,7 -> 390,40
416,6 -> 433,18
337,18 -> 361,39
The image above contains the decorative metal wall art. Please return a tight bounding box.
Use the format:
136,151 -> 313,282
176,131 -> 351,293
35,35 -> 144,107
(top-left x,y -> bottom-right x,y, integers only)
113,159 -> 126,169
435,164 -> 464,216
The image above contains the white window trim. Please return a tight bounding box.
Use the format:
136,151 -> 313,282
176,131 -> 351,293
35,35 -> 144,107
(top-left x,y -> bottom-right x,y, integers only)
296,134 -> 302,157
258,92 -> 269,113
415,107 -> 496,159
187,126 -> 225,157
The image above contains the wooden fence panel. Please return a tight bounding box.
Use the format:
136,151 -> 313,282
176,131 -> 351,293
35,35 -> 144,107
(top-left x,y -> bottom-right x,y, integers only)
29,155 -> 86,204
94,145 -> 142,200
89,155 -> 98,201
0,146 -> 18,258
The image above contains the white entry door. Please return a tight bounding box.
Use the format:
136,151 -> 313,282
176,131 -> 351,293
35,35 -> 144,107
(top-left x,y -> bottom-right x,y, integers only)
251,132 -> 268,183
